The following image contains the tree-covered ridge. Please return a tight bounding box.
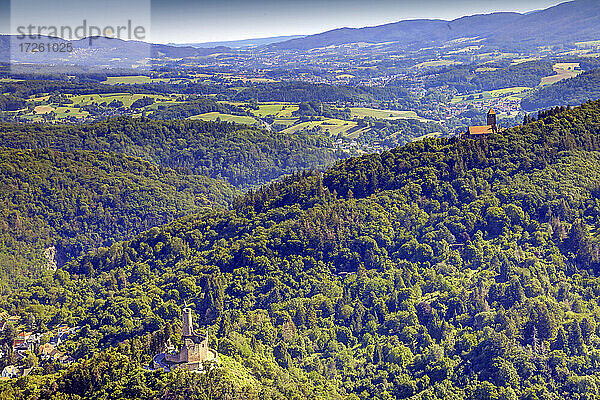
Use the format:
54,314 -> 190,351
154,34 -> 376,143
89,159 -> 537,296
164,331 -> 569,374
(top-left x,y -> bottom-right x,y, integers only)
0,117 -> 341,188
422,61 -> 555,93
5,101 -> 600,399
521,68 -> 600,111
0,78 -> 416,105
0,147 -> 237,279
237,101 -> 600,214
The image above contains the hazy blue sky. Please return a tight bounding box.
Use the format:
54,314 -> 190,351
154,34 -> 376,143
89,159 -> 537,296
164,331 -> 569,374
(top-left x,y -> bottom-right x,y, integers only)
0,0 -> 568,43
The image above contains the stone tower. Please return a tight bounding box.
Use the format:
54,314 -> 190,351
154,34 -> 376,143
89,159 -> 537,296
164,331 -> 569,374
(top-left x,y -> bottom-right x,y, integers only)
487,108 -> 497,133
160,306 -> 218,369
182,307 -> 194,337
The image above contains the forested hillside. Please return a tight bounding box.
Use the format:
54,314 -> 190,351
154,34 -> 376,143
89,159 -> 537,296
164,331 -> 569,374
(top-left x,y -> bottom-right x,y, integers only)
3,101 -> 600,398
0,117 -> 341,188
422,61 -> 554,93
0,148 -> 237,279
522,68 -> 600,111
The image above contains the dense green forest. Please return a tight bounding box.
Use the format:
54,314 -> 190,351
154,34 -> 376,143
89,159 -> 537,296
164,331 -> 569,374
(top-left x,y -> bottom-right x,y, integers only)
521,68 -> 600,111
0,118 -> 341,188
3,101 -> 600,398
0,148 -> 238,279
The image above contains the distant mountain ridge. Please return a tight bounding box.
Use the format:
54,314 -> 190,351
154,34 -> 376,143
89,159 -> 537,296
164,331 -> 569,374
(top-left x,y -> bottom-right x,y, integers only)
171,35 -> 305,49
0,35 -> 231,68
269,0 -> 600,50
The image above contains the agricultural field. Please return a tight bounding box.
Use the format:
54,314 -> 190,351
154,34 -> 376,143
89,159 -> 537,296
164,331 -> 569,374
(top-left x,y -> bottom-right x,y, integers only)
281,118 -> 359,137
103,76 -> 167,85
349,107 -> 424,121
414,60 -> 461,68
271,118 -> 299,128
33,105 -> 54,114
410,131 -> 443,142
511,57 -> 541,64
243,103 -> 299,118
451,87 -> 532,104
188,112 -> 260,125
540,62 -> 582,85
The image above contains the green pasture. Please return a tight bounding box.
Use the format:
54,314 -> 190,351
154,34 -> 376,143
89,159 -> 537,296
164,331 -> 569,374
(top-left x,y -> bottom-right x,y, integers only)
282,118 -> 358,136
349,107 -> 421,120
451,87 -> 532,103
103,75 -> 170,85
188,112 -> 260,125
414,60 -> 461,68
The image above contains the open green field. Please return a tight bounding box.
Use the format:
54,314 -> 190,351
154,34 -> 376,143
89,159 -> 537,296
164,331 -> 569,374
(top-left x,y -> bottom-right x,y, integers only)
511,57 -> 541,65
451,87 -> 532,103
52,106 -> 89,118
281,118 -> 358,137
349,107 -> 422,120
411,132 -> 443,142
103,76 -> 171,85
247,103 -> 299,118
188,112 -> 260,125
272,118 -> 298,128
414,60 -> 461,68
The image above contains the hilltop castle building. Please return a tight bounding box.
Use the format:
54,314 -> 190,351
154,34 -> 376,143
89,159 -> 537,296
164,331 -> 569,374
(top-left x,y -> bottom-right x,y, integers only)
153,307 -> 217,372
461,108 -> 499,138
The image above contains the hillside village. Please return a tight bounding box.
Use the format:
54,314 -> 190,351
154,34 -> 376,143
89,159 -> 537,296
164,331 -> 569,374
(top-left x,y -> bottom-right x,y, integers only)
0,312 -> 77,379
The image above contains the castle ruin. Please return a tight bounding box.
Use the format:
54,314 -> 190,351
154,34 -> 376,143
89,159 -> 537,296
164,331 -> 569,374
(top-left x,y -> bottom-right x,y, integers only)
153,307 -> 217,372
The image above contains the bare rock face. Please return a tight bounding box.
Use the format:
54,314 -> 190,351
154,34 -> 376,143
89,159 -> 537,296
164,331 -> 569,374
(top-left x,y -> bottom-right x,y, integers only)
44,246 -> 57,271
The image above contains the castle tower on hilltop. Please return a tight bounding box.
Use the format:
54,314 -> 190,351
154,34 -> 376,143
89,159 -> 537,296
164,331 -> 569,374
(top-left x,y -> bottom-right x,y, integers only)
461,108 -> 500,139
160,306 -> 217,370
487,108 -> 498,133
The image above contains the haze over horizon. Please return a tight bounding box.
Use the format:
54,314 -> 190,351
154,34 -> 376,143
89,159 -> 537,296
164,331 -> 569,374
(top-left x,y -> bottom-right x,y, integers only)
0,0 -> 570,44
152,0 -> 566,44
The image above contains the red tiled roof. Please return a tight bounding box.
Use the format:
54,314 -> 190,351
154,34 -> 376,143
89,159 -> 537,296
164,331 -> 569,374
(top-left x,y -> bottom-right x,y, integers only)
467,125 -> 493,135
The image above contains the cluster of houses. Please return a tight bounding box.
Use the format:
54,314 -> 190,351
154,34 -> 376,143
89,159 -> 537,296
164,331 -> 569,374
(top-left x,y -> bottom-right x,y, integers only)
442,97 -> 522,120
0,312 -> 76,379
332,138 -> 389,154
